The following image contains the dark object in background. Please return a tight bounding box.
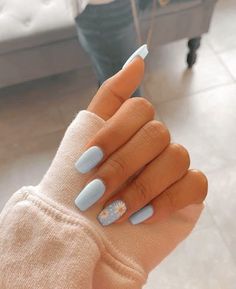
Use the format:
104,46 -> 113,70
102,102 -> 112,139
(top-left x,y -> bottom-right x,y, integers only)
187,37 -> 201,68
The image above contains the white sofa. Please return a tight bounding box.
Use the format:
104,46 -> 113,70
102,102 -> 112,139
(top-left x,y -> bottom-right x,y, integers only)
0,0 -> 216,88
0,0 -> 89,88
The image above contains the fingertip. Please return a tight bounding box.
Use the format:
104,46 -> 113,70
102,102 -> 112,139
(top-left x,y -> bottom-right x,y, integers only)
122,44 -> 148,70
122,56 -> 145,81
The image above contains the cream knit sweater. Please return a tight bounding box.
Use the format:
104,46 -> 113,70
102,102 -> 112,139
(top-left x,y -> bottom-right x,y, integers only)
0,110 -> 203,289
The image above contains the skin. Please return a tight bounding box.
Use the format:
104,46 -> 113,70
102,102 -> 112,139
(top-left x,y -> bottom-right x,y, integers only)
85,56 -> 208,224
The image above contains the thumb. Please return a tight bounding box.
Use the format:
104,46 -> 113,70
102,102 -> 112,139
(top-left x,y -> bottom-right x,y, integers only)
87,45 -> 148,120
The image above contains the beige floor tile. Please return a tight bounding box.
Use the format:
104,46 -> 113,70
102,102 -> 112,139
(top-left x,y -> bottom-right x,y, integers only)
206,0 -> 236,53
0,130 -> 64,211
0,65 -> 96,102
57,75 -> 97,125
0,65 -> 97,144
144,39 -> 233,104
219,48 -> 236,80
0,86 -> 64,145
207,164 -> 236,264
144,226 -> 236,289
156,84 -> 236,173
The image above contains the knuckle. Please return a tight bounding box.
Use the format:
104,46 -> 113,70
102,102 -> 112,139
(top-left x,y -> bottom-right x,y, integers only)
165,190 -> 176,212
101,80 -> 124,105
100,78 -> 111,92
103,121 -> 122,140
129,97 -> 155,118
190,169 -> 208,202
132,178 -> 150,205
158,122 -> 171,143
106,157 -> 127,178
142,120 -> 170,144
169,143 -> 190,169
101,78 -> 109,87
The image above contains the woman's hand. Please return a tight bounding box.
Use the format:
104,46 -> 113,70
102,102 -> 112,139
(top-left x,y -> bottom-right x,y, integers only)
74,55 -> 208,226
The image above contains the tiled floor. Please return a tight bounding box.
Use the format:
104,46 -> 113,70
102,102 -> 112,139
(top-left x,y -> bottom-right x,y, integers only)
0,0 -> 236,288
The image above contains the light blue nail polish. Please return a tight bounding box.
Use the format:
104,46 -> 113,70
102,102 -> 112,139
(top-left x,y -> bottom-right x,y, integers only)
122,44 -> 149,69
129,204 -> 154,225
75,179 -> 106,211
75,146 -> 104,174
97,200 -> 127,226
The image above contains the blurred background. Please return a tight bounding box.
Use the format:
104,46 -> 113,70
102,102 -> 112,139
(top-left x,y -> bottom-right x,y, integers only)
0,0 -> 235,288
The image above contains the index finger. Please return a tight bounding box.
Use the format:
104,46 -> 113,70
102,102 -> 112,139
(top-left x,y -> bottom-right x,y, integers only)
87,45 -> 148,120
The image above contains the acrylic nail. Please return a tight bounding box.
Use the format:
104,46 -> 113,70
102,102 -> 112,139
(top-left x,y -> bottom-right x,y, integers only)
75,146 -> 104,174
129,204 -> 154,225
97,200 -> 127,226
122,44 -> 149,69
75,179 -> 106,211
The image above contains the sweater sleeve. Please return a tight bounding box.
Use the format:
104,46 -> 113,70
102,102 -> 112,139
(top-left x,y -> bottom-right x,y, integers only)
0,110 -> 203,289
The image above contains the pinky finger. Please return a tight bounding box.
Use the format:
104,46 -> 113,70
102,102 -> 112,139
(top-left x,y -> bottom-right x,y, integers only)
129,169 -> 208,225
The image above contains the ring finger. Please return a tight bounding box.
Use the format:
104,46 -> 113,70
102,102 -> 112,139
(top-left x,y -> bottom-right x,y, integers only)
97,143 -> 190,226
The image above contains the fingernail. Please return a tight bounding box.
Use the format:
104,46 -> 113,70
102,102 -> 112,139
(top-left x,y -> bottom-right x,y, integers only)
75,179 -> 106,211
122,44 -> 149,69
75,146 -> 104,174
129,204 -> 154,225
97,200 -> 127,226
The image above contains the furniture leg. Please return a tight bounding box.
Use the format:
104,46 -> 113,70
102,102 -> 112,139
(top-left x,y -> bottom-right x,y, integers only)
187,36 -> 201,68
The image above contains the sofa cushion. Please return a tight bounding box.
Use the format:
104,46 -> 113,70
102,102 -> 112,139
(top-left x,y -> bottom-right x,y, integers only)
0,0 -> 77,55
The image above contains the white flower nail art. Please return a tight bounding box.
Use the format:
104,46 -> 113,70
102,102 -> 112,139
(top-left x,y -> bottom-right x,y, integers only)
97,200 -> 127,226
